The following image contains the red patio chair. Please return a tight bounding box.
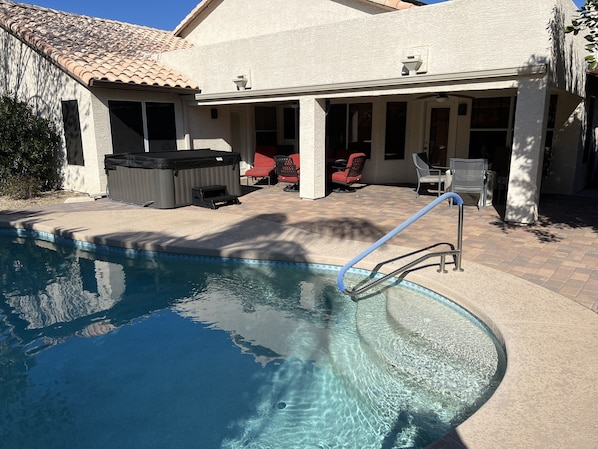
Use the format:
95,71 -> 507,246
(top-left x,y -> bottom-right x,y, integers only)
275,153 -> 300,192
331,152 -> 366,192
245,146 -> 276,185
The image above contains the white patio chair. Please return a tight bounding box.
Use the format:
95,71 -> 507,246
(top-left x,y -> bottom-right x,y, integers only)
448,158 -> 488,209
412,152 -> 445,197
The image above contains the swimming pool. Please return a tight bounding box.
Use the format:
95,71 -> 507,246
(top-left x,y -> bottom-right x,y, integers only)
0,231 -> 505,449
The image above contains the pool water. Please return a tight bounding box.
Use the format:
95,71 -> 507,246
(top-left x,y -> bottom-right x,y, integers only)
0,233 -> 505,449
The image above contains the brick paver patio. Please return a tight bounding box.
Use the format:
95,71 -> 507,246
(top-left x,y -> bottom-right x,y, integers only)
234,182 -> 598,313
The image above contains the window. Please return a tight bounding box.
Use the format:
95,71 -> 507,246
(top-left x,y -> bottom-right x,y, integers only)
109,101 -> 144,154
348,103 -> 372,157
470,97 -> 511,129
326,103 -> 372,158
146,102 -> 176,152
326,104 -> 348,157
385,102 -> 407,160
108,100 -> 176,154
61,100 -> 84,165
283,107 -> 296,140
469,97 -> 514,162
255,106 -> 277,146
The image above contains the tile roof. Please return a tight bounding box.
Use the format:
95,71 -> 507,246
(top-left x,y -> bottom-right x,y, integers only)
0,0 -> 200,92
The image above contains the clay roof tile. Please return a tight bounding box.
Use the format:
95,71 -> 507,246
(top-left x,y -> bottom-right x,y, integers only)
0,0 -> 199,92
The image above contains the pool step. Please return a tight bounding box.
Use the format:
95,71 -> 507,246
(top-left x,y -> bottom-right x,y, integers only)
354,287 -> 501,415
325,292 -> 457,446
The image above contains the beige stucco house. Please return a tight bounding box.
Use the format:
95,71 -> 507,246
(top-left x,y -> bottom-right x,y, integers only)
0,0 -> 593,223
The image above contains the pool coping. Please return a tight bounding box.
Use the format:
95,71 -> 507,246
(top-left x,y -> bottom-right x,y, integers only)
1,204 -> 597,449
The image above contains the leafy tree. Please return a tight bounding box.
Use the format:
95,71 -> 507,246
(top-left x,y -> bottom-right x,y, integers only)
0,94 -> 63,198
566,0 -> 598,69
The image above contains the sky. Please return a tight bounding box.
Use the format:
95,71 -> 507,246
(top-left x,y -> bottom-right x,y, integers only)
28,0 -> 588,31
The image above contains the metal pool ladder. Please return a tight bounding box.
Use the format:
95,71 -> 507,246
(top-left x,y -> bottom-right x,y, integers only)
337,192 -> 464,297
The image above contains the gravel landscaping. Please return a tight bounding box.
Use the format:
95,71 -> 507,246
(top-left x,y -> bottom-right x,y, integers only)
0,191 -> 89,211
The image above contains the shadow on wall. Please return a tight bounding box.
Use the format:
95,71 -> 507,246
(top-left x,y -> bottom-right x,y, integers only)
1,27 -> 92,190
501,2 -> 590,224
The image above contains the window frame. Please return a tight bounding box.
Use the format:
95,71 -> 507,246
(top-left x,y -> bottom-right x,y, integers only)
61,100 -> 85,166
254,106 -> 278,146
326,102 -> 373,159
384,102 -> 407,160
468,97 -> 516,160
108,100 -> 177,154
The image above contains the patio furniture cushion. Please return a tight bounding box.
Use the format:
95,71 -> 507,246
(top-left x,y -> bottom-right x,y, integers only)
275,153 -> 300,191
331,152 -> 367,192
245,146 -> 277,185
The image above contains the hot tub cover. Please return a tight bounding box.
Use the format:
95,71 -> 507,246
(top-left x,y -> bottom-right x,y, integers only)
105,149 -> 241,171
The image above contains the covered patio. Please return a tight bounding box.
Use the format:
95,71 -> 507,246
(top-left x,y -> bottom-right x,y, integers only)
190,63 -> 586,225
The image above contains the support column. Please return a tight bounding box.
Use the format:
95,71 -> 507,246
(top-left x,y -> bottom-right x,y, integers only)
505,76 -> 550,224
298,96 -> 327,199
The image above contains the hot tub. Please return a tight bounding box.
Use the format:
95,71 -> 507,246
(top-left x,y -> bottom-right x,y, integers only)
105,150 -> 241,209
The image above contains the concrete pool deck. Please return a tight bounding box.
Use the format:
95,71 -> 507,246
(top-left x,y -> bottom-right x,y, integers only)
0,184 -> 597,449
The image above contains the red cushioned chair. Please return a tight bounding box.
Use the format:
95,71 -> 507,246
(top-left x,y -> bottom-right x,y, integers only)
331,152 -> 366,192
275,153 -> 300,192
245,146 -> 276,185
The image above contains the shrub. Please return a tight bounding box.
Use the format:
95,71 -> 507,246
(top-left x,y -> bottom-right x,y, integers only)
566,0 -> 598,69
0,94 -> 63,198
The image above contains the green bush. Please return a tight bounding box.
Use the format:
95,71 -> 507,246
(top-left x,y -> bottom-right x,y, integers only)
0,95 -> 63,199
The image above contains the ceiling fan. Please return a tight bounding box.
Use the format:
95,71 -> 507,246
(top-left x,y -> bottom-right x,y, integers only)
415,92 -> 474,102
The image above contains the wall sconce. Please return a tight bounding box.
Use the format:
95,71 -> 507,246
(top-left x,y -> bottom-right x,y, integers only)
401,55 -> 423,76
233,75 -> 248,90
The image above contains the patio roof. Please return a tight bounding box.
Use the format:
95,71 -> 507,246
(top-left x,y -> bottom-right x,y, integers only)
0,0 -> 200,93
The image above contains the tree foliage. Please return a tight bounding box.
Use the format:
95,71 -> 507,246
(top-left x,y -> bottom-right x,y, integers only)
566,0 -> 598,69
0,94 -> 62,198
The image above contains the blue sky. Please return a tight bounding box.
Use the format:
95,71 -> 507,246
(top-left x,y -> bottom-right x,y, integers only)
28,0 -> 587,31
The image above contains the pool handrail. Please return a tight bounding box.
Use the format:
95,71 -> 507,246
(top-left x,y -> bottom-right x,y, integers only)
337,192 -> 464,296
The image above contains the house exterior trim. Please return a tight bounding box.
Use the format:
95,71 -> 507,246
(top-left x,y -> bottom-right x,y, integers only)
89,79 -> 201,95
193,65 -> 548,104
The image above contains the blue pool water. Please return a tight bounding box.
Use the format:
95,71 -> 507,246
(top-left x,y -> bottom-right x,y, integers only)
0,231 -> 505,449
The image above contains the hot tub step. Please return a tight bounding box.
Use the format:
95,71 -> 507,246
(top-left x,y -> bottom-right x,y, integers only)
192,185 -> 240,209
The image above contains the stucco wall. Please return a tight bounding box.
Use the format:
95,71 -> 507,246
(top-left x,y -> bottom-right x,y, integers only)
0,28 -> 194,194
186,103 -> 234,152
0,29 -> 101,193
541,91 -> 585,194
177,0 -> 388,46
91,89 -> 193,193
162,0 -> 568,95
166,0 -> 587,195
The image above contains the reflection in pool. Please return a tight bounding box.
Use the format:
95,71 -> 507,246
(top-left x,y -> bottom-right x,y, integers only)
0,232 -> 505,449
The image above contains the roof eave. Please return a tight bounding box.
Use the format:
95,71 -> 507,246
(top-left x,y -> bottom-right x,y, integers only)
89,79 -> 201,95
173,0 -> 217,36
